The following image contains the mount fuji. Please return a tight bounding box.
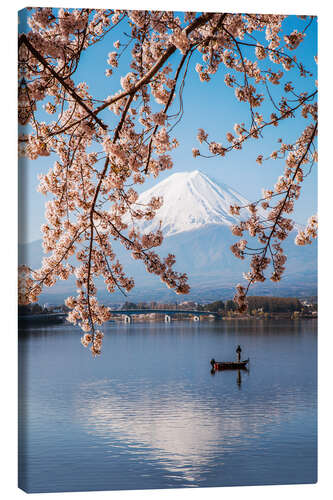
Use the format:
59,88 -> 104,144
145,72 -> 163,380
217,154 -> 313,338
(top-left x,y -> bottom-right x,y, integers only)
131,170 -> 253,237
19,170 -> 317,303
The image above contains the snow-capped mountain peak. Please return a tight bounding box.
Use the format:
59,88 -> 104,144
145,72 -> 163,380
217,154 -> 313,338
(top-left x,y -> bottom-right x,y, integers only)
133,170 -> 251,237
20,169 -> 317,301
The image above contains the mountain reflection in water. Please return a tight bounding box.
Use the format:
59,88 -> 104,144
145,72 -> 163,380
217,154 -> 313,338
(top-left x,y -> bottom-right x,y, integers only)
74,372 -> 310,485
18,319 -> 317,492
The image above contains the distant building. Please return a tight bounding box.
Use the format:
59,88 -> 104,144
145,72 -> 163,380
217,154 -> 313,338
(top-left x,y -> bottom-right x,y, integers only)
179,301 -> 197,309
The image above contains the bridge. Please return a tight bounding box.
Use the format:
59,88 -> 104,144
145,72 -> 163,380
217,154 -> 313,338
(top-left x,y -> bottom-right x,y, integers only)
19,309 -> 220,325
110,309 -> 220,323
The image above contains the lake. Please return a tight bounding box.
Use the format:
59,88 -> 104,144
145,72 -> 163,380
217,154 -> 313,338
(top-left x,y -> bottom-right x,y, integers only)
18,319 -> 317,493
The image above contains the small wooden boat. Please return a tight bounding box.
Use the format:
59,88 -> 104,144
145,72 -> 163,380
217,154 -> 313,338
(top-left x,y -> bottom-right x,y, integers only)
210,358 -> 249,370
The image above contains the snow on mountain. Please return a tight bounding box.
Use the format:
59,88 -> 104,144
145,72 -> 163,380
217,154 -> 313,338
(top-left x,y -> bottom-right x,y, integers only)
133,170 -> 252,237
119,169 -> 316,298
19,169 -> 317,302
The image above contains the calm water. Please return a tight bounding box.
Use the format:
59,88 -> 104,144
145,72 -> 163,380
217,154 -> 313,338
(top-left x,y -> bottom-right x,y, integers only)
18,319 -> 317,493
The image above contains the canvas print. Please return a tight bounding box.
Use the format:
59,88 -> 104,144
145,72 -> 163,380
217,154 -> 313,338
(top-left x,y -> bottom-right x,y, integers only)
18,6 -> 317,493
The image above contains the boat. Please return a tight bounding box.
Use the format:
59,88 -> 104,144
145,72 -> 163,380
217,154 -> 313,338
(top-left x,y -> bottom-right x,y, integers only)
210,358 -> 249,370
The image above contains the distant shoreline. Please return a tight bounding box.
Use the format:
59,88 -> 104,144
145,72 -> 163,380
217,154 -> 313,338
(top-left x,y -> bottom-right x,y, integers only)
18,313 -> 317,329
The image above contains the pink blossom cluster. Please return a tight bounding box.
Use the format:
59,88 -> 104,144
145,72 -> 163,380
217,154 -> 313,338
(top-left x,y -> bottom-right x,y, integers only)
18,9 -> 317,348
227,122 -> 317,300
295,214 -> 318,245
233,284 -> 248,313
169,29 -> 190,54
284,30 -> 305,50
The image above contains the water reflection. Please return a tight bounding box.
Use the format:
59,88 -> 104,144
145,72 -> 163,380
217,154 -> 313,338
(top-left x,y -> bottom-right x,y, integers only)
237,369 -> 242,388
19,320 -> 317,492
73,372 -> 313,485
210,367 -> 249,389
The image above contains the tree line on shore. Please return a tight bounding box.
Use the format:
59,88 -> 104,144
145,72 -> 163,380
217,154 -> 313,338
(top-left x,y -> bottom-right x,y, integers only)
19,296 -> 317,317
199,296 -> 303,313
121,296 -> 315,314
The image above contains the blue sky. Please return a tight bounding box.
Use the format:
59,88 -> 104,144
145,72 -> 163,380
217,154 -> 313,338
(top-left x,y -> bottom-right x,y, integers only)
18,11 -> 317,243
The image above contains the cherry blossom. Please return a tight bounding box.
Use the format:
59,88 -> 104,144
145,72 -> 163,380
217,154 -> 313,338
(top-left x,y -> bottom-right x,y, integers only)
18,9 -> 317,354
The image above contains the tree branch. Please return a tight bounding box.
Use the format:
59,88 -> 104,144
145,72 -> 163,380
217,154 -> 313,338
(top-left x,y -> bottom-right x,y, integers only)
19,34 -> 108,131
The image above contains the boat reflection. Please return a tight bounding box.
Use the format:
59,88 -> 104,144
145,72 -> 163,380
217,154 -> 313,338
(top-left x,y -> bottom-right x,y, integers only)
210,366 -> 249,388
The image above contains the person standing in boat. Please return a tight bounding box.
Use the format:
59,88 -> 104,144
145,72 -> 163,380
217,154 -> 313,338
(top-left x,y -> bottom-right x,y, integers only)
236,345 -> 242,362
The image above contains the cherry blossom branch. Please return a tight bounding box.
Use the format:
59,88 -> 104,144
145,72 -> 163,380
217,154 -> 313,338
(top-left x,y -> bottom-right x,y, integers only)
86,93 -> 135,332
18,9 -> 317,355
143,50 -> 190,173
195,91 -> 317,159
233,122 -> 317,310
70,12 -> 217,122
19,34 -> 108,131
